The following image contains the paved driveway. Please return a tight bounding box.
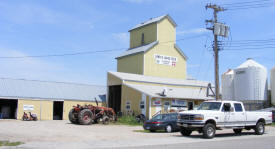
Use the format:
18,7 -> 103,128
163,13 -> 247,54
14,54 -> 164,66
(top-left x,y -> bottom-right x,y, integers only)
0,120 -> 274,149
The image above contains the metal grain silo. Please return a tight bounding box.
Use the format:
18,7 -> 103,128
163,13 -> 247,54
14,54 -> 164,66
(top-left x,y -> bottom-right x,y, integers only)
221,69 -> 234,100
271,68 -> 275,106
233,58 -> 267,101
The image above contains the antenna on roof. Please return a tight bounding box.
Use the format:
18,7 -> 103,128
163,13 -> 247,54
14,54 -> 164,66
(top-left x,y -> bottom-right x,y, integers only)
160,88 -> 168,97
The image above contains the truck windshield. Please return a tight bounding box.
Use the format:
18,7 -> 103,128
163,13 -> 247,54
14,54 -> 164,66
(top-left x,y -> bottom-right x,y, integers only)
197,102 -> 221,111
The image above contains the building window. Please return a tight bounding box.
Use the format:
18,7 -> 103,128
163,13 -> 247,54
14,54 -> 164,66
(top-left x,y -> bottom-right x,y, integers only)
126,101 -> 131,110
140,101 -> 145,109
141,33 -> 145,45
153,98 -> 161,106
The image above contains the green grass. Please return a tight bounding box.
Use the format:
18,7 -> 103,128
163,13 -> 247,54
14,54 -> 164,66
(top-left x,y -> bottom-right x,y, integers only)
133,129 -> 166,133
272,123 -> 275,127
114,115 -> 143,126
0,141 -> 23,147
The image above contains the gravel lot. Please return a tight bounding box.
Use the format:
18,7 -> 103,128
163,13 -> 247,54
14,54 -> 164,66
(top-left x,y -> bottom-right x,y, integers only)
0,120 -> 275,149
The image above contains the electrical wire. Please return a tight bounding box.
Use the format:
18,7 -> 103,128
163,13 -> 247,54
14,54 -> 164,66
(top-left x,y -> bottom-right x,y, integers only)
0,48 -> 127,59
0,35 -> 207,59
219,0 -> 275,11
224,2 -> 274,8
222,0 -> 271,6
223,46 -> 275,50
226,4 -> 275,11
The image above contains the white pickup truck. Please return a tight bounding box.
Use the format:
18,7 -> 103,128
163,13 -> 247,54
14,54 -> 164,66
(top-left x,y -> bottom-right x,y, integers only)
177,101 -> 273,139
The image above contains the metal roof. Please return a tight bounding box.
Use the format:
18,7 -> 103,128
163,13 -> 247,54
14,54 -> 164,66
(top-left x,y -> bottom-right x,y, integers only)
237,58 -> 266,69
0,78 -> 106,102
124,83 -> 214,100
108,71 -> 212,88
129,14 -> 177,32
116,41 -> 158,59
116,41 -> 188,61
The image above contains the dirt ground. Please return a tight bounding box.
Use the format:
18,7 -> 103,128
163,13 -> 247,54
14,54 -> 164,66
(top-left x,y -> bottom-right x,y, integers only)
1,120 -> 275,149
0,120 -> 175,148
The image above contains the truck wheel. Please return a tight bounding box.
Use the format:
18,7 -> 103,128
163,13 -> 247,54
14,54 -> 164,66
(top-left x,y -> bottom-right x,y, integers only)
180,128 -> 192,136
78,109 -> 93,125
69,109 -> 78,124
165,125 -> 173,133
255,122 -> 265,135
203,123 -> 216,139
233,129 -> 242,134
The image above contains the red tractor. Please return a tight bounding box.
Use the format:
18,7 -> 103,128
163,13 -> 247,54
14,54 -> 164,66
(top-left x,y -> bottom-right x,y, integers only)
69,104 -> 116,125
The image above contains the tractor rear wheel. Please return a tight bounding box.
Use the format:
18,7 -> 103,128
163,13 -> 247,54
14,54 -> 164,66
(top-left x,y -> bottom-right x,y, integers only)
69,109 -> 78,124
78,109 -> 94,125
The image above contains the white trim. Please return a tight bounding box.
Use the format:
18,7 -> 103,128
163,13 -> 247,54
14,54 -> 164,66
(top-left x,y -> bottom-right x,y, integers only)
108,71 -> 210,87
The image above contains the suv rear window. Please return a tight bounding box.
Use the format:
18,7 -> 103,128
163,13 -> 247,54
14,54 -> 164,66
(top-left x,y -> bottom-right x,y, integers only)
234,103 -> 243,112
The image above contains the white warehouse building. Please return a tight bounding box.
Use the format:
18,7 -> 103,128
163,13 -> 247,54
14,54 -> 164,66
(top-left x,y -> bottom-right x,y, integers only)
222,58 -> 268,110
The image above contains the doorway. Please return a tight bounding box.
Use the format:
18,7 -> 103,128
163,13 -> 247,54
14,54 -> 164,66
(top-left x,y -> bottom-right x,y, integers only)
108,85 -> 121,113
188,101 -> 194,110
53,101 -> 63,120
0,99 -> 18,119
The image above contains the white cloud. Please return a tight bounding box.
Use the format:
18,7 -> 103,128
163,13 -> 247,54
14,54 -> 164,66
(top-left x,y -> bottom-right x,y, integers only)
177,28 -> 210,35
112,32 -> 129,46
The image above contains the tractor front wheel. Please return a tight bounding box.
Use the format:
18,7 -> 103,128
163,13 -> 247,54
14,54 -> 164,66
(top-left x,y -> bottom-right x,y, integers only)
78,109 -> 94,125
69,109 -> 78,124
102,115 -> 110,125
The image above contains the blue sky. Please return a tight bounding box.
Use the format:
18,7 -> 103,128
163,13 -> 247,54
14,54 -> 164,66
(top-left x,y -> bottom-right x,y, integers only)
0,0 -> 274,85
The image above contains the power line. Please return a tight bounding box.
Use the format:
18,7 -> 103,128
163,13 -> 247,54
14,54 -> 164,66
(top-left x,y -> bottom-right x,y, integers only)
226,4 -> 275,11
220,0 -> 275,11
0,48 -> 127,59
221,38 -> 275,43
223,46 -> 275,50
225,2 -> 275,8
222,0 -> 271,6
0,35 -> 207,59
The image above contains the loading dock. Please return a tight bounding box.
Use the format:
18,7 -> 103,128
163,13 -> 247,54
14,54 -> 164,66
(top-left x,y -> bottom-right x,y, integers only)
0,99 -> 18,119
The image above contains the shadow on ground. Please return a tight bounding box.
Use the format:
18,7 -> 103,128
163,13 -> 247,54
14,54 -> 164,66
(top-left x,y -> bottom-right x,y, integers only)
172,131 -> 265,139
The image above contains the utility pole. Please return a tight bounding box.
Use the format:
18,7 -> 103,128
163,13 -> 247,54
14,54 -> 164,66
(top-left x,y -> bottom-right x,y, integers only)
206,4 -> 226,100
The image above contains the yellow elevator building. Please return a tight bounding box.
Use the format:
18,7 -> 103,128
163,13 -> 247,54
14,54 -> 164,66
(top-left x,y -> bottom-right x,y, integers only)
108,14 -> 214,118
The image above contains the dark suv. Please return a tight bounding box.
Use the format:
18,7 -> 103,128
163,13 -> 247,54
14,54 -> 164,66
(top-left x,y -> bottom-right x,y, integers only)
143,113 -> 180,132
